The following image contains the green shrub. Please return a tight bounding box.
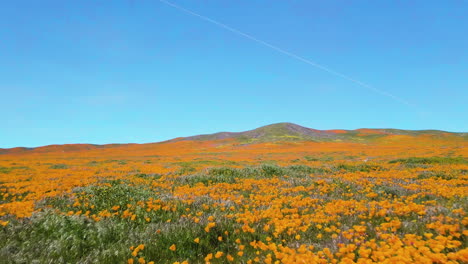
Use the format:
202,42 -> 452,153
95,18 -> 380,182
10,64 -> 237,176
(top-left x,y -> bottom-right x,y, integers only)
389,156 -> 467,165
332,163 -> 383,172
49,164 -> 69,169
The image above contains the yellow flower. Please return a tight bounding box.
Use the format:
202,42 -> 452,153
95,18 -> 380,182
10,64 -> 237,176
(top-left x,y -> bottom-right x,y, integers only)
205,253 -> 213,261
194,237 -> 200,243
205,222 -> 216,232
215,251 -> 224,258
169,244 -> 176,251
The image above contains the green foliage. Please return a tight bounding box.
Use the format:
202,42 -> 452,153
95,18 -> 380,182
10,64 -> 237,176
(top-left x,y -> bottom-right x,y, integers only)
49,164 -> 69,169
178,164 -> 328,186
0,166 -> 11,174
179,167 -> 240,186
389,156 -> 467,165
1,211 -> 236,264
1,179 -> 253,264
87,161 -> 100,166
332,163 -> 383,172
286,164 -> 317,174
417,171 -> 457,180
0,212 -> 134,264
174,165 -> 196,176
134,173 -> 162,180
43,180 -> 154,214
260,164 -> 286,177
304,156 -> 334,162
0,166 -> 30,174
141,219 -> 240,263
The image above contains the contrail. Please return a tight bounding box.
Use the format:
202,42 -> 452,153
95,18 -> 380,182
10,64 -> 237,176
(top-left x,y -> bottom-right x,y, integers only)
159,0 -> 415,108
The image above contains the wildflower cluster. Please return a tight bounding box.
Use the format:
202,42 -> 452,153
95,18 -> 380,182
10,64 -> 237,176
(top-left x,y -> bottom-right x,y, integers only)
0,136 -> 467,263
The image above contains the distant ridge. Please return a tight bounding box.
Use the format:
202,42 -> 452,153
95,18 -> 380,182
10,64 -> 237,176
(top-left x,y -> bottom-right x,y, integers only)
1,123 -> 466,155
0,143 -> 131,155
179,122 -> 465,143
182,123 -> 334,142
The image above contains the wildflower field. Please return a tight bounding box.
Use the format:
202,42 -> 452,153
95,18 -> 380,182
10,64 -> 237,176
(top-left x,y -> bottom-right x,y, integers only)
1,133 -> 467,263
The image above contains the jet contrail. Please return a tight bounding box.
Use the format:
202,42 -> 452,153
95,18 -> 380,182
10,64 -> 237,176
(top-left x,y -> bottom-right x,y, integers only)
159,0 -> 415,108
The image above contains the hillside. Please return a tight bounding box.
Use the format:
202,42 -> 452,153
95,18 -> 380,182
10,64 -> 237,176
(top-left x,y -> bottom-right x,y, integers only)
180,122 -> 465,143
0,123 -> 466,155
0,143 -> 130,155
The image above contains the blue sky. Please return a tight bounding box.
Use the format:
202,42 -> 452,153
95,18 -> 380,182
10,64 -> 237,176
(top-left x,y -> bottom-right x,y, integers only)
1,0 -> 467,148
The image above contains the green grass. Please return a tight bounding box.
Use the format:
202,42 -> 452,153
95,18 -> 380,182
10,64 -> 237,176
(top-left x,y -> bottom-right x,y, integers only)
0,166 -> 30,174
0,167 -> 12,174
1,178 -> 267,263
49,164 -> 69,169
331,163 -> 384,173
1,212 -> 133,263
389,156 -> 467,166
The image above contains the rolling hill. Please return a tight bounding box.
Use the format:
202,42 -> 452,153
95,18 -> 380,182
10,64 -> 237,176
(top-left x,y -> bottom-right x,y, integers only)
1,123 -> 466,155
179,122 -> 465,143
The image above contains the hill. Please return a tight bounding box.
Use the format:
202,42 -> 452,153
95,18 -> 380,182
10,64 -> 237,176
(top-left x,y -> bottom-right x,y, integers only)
180,122 -> 465,143
0,123 -> 466,155
0,143 -> 130,155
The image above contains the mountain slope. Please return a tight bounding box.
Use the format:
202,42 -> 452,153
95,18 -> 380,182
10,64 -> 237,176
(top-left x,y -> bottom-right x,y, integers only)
182,123 -> 336,142
180,122 -> 465,143
0,144 -> 130,155
1,123 -> 466,155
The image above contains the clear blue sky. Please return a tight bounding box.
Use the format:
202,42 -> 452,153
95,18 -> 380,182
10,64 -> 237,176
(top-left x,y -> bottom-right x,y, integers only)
1,0 -> 467,148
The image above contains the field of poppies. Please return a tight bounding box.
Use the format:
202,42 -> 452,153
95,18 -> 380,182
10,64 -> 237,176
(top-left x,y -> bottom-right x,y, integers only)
1,136 -> 467,263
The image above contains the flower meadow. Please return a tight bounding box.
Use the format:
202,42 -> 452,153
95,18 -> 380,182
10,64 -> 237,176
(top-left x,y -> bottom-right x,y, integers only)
0,136 -> 467,263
